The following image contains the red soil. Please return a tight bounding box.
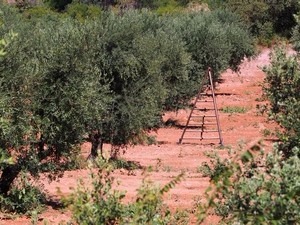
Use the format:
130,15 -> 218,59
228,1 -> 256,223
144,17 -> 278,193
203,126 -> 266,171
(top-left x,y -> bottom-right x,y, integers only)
1,47 -> 280,225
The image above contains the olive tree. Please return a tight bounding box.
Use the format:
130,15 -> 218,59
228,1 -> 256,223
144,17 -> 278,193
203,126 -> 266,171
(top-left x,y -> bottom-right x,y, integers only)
84,11 -> 192,157
0,7 -> 111,195
161,10 -> 255,109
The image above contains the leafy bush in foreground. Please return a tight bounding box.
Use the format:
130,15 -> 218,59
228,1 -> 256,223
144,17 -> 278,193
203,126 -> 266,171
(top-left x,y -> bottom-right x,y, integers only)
68,160 -> 186,225
198,145 -> 300,224
263,47 -> 300,155
0,173 -> 46,215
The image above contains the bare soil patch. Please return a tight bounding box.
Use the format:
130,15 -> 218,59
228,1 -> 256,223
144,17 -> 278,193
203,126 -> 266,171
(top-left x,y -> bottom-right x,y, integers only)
1,48 -> 279,225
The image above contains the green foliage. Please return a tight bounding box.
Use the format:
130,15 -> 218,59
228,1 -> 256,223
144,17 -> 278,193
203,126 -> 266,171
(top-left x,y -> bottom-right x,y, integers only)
198,151 -> 232,183
225,0 -> 271,40
263,47 -> 300,154
155,4 -> 183,15
292,9 -> 300,51
160,9 -> 254,109
173,10 -> 255,74
68,160 -> 185,224
65,2 -> 102,21
268,0 -> 299,37
0,173 -> 46,214
0,32 -> 16,56
200,0 -> 224,10
69,162 -> 125,224
108,158 -> 142,170
130,0 -> 189,10
206,0 -> 300,42
198,146 -> 300,224
22,6 -> 61,19
0,5 -> 111,194
221,106 -> 247,114
87,10 -> 193,147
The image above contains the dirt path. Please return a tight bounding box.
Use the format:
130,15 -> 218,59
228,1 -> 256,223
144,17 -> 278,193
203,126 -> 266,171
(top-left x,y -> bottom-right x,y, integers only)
1,48 -> 279,225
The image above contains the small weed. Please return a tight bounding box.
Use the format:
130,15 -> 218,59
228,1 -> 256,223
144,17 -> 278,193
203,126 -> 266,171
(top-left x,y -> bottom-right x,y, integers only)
261,128 -> 272,137
131,132 -> 157,145
109,158 -> 142,170
30,210 -> 39,225
68,159 -> 185,225
196,166 -> 203,173
155,158 -> 163,172
256,103 -> 268,115
226,126 -> 235,131
221,106 -> 248,114
215,144 -> 232,151
146,135 -> 157,145
92,157 -> 142,171
163,166 -> 172,172
237,139 -> 247,150
146,165 -> 153,173
170,209 -> 190,224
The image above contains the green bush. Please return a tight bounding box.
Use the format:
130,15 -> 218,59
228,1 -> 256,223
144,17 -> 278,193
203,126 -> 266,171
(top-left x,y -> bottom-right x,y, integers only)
69,163 -> 125,224
0,173 -> 46,215
221,106 -> 248,114
22,6 -> 60,19
67,159 -> 185,225
263,47 -> 300,155
65,2 -> 102,21
198,146 -> 300,224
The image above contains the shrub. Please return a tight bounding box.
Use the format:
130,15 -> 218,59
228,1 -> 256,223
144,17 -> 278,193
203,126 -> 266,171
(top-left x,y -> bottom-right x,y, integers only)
68,159 -> 185,224
262,47 -> 300,155
65,2 -> 102,21
69,162 -> 125,225
198,145 -> 300,224
221,106 -> 248,114
0,173 -> 46,215
22,6 -> 61,19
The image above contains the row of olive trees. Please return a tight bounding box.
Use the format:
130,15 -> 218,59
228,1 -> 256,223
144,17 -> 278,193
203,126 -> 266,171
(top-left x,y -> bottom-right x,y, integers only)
0,4 -> 254,199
